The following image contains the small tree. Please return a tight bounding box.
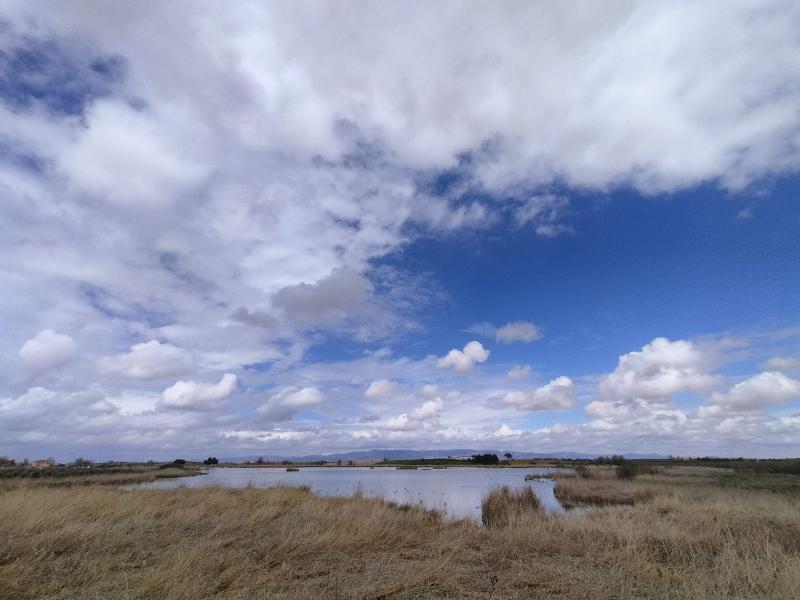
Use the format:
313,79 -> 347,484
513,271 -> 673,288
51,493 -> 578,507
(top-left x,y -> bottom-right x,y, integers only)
72,457 -> 92,468
504,452 -> 513,462
202,456 -> 219,465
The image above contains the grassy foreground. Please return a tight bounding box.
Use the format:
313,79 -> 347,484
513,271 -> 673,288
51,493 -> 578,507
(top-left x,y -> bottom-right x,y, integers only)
1,467 -> 799,599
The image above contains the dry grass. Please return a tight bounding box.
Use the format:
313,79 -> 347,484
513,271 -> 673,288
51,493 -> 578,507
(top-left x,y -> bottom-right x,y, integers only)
0,466 -> 198,492
0,468 -> 798,599
481,486 -> 542,527
554,474 -> 656,508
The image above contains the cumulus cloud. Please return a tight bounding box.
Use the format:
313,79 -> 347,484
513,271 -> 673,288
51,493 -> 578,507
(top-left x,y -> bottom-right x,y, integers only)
492,424 -> 523,438
1,2 -> 799,458
507,365 -> 532,380
18,329 -> 77,375
256,386 -> 325,421
385,398 -> 444,431
598,337 -> 719,400
0,387 -> 115,430
99,341 -> 194,380
700,372 -> 800,417
437,341 -> 490,372
161,374 -> 238,411
502,376 -> 576,411
364,379 -> 400,399
587,337 -> 721,417
495,321 -> 542,344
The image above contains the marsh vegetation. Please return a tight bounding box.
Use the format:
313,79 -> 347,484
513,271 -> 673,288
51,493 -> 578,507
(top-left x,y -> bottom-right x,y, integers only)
0,464 -> 798,598
0,461 -> 200,490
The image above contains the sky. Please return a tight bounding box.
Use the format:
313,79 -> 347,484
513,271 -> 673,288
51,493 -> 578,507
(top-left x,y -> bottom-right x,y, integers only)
1,1 -> 799,461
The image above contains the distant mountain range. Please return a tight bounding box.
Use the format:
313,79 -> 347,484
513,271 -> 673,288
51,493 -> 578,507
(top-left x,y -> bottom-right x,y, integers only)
223,448 -> 669,462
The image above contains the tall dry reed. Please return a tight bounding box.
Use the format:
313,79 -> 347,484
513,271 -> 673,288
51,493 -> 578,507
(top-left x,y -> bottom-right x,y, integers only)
481,485 -> 542,527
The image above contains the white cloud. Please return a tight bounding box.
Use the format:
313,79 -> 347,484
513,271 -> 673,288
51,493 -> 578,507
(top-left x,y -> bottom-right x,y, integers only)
18,329 -> 77,375
597,337 -> 720,401
0,387 -> 104,429
492,424 -> 522,438
385,398 -> 443,431
506,365 -> 532,381
256,386 -> 325,421
502,376 -> 576,411
0,3 -> 799,458
763,356 -> 800,372
437,341 -> 490,372
364,379 -> 400,399
105,390 -> 160,415
515,195 -> 572,237
700,372 -> 800,417
7,1 -> 796,195
161,373 -> 238,411
585,397 -> 675,419
415,384 -> 461,401
59,100 -> 209,209
98,341 -> 194,380
495,321 -> 542,344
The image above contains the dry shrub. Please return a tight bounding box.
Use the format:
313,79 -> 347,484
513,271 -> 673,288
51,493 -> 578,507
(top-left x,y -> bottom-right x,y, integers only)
481,485 -> 542,527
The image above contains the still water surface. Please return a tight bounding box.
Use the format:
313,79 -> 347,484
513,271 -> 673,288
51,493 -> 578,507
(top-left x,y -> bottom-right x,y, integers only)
135,466 -> 566,521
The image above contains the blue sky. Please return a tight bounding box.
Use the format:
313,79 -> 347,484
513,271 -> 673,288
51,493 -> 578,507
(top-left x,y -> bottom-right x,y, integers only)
391,177 -> 800,371
1,1 -> 799,460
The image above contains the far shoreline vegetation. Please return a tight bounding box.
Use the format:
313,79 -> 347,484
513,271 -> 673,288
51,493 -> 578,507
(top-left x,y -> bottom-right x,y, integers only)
3,453 -> 800,480
1,454 -> 798,598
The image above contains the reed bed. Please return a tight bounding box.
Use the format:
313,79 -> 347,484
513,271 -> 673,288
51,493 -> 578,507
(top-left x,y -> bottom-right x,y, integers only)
554,476 -> 656,507
0,468 -> 798,599
481,485 -> 542,527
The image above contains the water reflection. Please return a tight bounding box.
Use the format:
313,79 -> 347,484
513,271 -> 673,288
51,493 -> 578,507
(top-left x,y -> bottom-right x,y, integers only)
133,466 -> 567,521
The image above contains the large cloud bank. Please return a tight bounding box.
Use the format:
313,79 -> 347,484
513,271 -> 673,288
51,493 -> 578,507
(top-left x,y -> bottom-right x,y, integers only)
0,1 -> 799,459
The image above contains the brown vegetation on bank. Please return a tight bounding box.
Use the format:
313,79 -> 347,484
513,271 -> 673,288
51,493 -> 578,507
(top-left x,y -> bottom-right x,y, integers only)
0,464 -> 199,491
0,467 -> 799,599
553,467 -> 656,508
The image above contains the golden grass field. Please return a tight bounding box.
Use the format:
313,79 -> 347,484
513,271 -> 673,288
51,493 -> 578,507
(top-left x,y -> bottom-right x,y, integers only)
0,465 -> 798,599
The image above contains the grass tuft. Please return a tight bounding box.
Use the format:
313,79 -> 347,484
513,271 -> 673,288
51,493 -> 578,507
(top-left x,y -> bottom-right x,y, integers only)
481,485 -> 542,527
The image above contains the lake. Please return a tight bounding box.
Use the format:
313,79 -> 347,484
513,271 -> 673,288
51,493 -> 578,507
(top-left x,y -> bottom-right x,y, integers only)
133,466 -> 567,521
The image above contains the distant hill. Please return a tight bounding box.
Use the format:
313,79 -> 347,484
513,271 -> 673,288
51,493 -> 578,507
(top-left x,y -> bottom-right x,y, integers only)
223,448 -> 669,462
